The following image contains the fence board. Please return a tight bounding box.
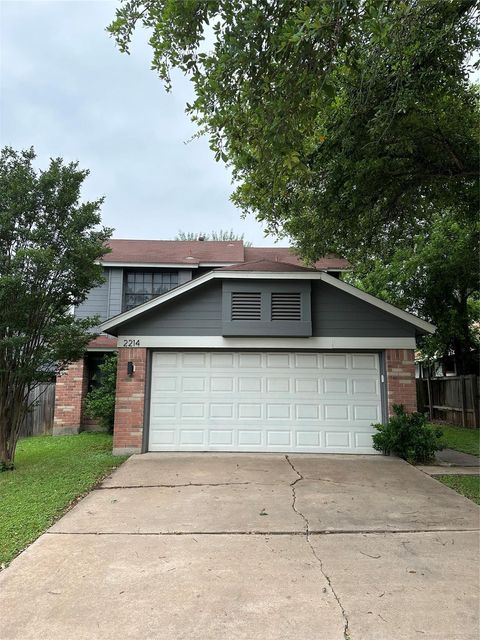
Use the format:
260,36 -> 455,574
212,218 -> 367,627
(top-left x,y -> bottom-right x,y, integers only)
19,383 -> 56,437
416,375 -> 479,428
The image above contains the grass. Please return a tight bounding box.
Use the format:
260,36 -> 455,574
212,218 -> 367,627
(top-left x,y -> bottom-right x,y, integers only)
0,433 -> 127,567
434,423 -> 480,457
437,475 -> 480,505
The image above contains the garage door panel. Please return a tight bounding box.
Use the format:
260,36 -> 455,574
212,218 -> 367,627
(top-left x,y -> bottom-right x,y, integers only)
149,352 -> 382,453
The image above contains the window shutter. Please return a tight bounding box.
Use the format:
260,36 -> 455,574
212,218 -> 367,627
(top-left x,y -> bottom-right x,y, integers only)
231,292 -> 262,320
271,292 -> 302,321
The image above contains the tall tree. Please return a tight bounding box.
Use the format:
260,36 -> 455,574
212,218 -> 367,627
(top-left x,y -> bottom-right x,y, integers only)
175,229 -> 252,244
0,148 -> 111,470
348,209 -> 479,373
109,0 -> 479,260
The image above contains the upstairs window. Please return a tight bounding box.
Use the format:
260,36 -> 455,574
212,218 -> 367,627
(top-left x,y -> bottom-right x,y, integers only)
124,271 -> 178,311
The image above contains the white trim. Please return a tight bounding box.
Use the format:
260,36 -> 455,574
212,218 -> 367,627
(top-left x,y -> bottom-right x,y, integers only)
117,336 -> 416,349
99,261 -> 199,269
218,271 -> 322,280
99,259 -> 349,271
100,268 -> 435,335
318,272 -> 435,334
198,262 -> 239,267
86,347 -> 118,352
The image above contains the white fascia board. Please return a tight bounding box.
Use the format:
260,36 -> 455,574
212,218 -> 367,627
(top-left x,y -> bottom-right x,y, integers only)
99,261 -> 199,269
217,271 -> 322,280
117,336 -> 416,349
197,262 -> 238,267
319,272 -> 436,334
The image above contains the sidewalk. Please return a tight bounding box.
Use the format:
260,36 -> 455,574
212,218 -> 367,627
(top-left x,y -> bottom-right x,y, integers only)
418,448 -> 479,476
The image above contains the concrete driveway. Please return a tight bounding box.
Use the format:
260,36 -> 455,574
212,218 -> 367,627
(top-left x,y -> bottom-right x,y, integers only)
0,454 -> 479,640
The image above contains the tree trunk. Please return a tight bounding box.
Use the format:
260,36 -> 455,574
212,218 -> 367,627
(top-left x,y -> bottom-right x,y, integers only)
0,385 -> 29,471
0,432 -> 15,470
452,293 -> 473,376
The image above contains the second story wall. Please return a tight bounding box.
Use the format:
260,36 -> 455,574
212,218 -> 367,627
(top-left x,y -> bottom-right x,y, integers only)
108,268 -> 123,317
75,267 -> 194,323
75,268 -> 110,322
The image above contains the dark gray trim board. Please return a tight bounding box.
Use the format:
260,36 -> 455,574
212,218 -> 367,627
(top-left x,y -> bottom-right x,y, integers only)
141,349 -> 153,454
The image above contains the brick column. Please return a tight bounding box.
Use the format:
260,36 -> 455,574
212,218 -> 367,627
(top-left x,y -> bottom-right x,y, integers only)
385,349 -> 417,415
113,347 -> 147,456
53,358 -> 88,435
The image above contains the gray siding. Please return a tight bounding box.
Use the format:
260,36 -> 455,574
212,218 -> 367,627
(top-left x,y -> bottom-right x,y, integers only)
108,268 -> 124,317
114,279 -> 416,338
311,281 -> 415,337
75,269 -> 109,322
117,281 -> 222,336
178,270 -> 193,285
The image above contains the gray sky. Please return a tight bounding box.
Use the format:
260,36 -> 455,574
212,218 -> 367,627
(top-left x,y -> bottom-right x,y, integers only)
0,0 -> 285,245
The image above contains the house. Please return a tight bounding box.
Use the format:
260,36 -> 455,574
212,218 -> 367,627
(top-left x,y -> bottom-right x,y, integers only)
53,239 -> 434,455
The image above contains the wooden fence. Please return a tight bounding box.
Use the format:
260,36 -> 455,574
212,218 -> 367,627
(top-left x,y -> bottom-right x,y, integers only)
19,383 -> 56,437
416,375 -> 479,428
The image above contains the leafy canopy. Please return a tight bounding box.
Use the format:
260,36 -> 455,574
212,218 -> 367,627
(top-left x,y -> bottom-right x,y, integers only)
348,209 -> 480,368
0,147 -> 111,468
175,228 -> 251,244
109,0 -> 479,259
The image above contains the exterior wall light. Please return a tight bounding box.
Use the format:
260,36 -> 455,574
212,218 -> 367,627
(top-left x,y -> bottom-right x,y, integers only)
127,361 -> 135,377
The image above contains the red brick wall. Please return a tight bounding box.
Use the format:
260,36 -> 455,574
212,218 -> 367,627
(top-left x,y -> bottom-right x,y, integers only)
113,348 -> 147,454
53,358 -> 88,435
385,349 -> 417,415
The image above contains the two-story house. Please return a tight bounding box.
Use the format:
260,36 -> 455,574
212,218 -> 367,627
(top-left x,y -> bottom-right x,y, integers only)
53,239 -> 434,455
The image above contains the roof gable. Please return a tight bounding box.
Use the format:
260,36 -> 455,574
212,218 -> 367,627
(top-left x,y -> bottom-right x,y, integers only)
100,269 -> 435,335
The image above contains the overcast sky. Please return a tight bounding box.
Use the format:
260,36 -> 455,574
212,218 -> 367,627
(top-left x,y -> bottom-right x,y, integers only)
0,0 -> 284,245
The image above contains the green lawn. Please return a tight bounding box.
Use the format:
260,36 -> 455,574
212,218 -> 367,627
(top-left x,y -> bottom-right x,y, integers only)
436,424 -> 480,457
437,475 -> 480,505
0,433 -> 127,566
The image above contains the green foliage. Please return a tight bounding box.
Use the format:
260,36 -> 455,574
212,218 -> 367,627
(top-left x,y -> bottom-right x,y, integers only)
372,404 -> 443,464
109,1 -> 479,259
0,147 -> 111,469
348,209 -> 479,370
0,433 -> 127,566
84,354 -> 118,433
437,475 -> 480,505
175,229 -> 252,245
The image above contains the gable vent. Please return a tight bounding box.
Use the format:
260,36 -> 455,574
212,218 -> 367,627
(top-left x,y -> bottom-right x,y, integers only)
231,292 -> 262,320
271,292 -> 301,321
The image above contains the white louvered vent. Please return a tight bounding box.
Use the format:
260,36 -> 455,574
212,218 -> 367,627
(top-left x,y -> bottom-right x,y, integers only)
231,292 -> 262,320
271,292 -> 302,321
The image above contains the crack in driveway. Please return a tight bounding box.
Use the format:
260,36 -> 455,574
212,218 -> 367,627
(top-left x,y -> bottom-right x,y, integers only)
97,482 -> 253,490
285,456 -> 351,640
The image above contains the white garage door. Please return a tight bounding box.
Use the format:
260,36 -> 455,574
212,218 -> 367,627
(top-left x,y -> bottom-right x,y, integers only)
148,351 -> 382,453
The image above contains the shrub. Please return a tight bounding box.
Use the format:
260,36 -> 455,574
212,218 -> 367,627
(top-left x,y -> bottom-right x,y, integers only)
84,354 -> 117,433
372,404 -> 443,464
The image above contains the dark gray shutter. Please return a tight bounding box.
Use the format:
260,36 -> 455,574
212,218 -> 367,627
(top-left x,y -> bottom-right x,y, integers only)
271,292 -> 302,321
231,292 -> 262,320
